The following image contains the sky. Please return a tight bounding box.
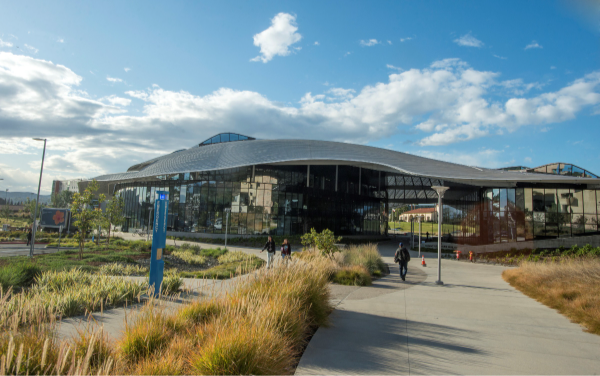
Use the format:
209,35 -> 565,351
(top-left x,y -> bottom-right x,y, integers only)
1,0 -> 599,194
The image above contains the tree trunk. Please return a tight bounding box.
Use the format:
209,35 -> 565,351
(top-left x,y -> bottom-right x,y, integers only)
79,236 -> 83,260
107,224 -> 111,245
96,226 -> 100,245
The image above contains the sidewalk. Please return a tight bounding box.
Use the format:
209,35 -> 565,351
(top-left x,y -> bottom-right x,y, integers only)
295,240 -> 600,375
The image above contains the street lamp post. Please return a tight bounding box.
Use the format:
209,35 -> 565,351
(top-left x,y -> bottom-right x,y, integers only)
224,208 -> 231,249
431,186 -> 449,285
30,138 -> 47,258
418,215 -> 422,258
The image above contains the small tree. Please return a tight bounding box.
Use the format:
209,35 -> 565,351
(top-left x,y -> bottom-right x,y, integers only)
105,196 -> 125,244
23,198 -> 45,225
1,205 -> 10,224
70,180 -> 105,260
301,228 -> 342,257
51,190 -> 74,208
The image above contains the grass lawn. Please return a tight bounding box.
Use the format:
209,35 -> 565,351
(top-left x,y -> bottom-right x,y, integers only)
388,221 -> 456,235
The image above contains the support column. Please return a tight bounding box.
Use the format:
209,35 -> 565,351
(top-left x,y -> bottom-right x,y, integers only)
307,165 -> 310,187
358,167 -> 361,195
252,165 -> 255,182
335,165 -> 338,192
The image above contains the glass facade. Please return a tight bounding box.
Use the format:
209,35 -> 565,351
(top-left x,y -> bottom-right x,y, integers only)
114,163 -> 599,244
116,165 -> 387,236
481,187 -> 600,243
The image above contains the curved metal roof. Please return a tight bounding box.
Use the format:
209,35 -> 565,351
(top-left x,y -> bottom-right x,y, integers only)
93,139 -> 600,187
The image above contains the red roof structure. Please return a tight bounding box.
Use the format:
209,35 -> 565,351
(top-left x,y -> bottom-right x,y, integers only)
402,208 -> 436,215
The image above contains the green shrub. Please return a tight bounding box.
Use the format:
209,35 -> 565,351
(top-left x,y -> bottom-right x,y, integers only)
171,250 -> 207,265
0,263 -> 41,292
200,247 -> 228,258
332,265 -> 372,286
99,263 -> 148,276
161,270 -> 183,295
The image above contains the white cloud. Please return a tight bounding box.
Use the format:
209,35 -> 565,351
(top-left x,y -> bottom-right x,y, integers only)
57,38 -> 64,43
24,44 -> 38,54
550,66 -> 556,70
524,157 -> 532,163
493,54 -> 507,60
360,39 -> 380,47
0,38 -> 13,48
387,40 -> 392,45
525,40 -> 542,50
386,64 -> 402,72
124,67 -> 131,72
400,37 -> 413,42
314,41 -> 319,46
106,76 -> 123,83
1,51 -> 600,192
101,95 -> 132,106
453,33 -> 484,48
250,13 -> 302,63
344,52 -> 351,57
327,87 -> 356,100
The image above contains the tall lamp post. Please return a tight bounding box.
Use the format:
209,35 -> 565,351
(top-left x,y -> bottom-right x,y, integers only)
30,138 -> 47,258
431,186 -> 449,285
224,208 -> 231,249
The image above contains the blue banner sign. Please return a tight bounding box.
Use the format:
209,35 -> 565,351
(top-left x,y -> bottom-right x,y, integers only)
149,191 -> 169,297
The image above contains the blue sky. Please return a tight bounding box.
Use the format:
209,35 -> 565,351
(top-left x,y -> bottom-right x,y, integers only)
0,0 -> 599,193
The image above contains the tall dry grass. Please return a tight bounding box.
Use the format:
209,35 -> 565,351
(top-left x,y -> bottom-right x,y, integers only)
503,258 -> 600,335
115,255 -> 334,375
1,255 -> 332,375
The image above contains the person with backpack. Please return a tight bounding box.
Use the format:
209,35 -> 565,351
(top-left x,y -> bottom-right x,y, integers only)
26,229 -> 32,246
261,235 -> 276,269
281,238 -> 291,263
394,242 -> 411,281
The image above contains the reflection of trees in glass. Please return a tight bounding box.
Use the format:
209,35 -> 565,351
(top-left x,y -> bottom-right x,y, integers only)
545,203 -> 571,236
574,215 -> 587,231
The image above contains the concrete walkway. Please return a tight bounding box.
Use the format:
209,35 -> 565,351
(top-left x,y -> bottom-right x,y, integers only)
296,240 -> 600,375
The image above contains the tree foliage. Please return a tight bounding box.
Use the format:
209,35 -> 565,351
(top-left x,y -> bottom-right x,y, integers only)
70,180 -> 105,260
1,205 -> 10,224
23,198 -> 45,225
50,190 -> 74,208
105,196 -> 125,244
301,228 -> 342,257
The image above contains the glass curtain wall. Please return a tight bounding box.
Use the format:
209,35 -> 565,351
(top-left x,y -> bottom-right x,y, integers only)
483,187 -> 599,243
115,165 -> 386,236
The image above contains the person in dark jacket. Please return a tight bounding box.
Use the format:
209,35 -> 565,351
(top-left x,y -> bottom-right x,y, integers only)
394,242 -> 410,281
281,238 -> 291,263
261,236 -> 276,269
26,229 -> 32,246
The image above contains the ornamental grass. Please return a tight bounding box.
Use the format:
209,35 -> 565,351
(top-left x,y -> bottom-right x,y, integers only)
503,257 -> 600,335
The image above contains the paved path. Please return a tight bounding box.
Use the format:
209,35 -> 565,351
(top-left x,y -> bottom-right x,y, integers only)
0,243 -> 58,257
296,240 -> 600,375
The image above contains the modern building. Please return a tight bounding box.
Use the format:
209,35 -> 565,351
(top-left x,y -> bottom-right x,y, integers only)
52,179 -> 85,195
89,133 -> 600,245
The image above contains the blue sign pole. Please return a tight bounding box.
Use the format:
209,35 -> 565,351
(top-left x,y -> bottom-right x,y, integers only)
149,191 -> 168,297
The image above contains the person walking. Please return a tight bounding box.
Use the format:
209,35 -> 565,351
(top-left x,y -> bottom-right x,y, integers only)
394,242 -> 411,281
281,238 -> 291,263
261,235 -> 276,269
26,229 -> 32,246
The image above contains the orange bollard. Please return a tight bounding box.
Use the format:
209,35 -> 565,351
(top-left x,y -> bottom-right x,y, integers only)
421,255 -> 427,267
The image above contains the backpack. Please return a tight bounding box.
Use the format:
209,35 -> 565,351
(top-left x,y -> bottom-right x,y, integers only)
403,248 -> 411,262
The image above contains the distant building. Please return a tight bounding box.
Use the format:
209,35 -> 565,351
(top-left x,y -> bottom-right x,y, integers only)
399,207 -> 438,222
52,179 -> 85,195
